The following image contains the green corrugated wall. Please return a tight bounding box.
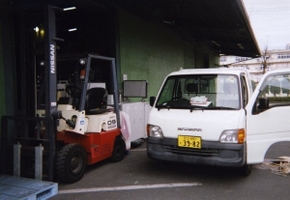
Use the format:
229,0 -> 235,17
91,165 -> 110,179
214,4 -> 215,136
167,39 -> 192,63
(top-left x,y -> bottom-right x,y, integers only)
118,9 -> 196,101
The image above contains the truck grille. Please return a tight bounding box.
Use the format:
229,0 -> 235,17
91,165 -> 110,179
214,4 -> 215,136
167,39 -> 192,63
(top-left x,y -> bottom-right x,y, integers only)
164,146 -> 219,156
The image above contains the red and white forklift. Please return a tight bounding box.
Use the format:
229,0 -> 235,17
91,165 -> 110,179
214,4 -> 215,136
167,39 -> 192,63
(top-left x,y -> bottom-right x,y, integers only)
40,6 -> 127,183
51,54 -> 126,183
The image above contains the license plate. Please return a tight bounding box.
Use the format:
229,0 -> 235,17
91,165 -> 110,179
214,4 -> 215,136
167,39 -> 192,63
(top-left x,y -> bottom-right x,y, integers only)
178,135 -> 201,149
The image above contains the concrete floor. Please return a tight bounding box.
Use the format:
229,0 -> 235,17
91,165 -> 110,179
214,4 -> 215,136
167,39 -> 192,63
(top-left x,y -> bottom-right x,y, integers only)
52,140 -> 290,200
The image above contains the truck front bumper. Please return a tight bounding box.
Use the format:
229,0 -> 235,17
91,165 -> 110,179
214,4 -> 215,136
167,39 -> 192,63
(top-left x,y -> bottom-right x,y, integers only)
147,137 -> 246,167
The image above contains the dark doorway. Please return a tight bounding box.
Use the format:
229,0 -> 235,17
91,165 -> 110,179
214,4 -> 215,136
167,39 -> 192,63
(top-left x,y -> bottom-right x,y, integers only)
12,0 -> 117,116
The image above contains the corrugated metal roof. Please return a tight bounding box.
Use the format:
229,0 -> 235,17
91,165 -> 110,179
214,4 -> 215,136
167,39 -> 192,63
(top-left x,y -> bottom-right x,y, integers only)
109,0 -> 261,57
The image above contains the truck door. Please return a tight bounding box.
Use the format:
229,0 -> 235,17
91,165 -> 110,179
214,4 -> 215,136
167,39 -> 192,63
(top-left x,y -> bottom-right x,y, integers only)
246,69 -> 290,164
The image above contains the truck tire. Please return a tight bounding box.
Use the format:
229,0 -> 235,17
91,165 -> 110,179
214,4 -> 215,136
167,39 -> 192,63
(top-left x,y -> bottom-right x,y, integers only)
56,143 -> 87,183
110,137 -> 126,162
240,164 -> 252,176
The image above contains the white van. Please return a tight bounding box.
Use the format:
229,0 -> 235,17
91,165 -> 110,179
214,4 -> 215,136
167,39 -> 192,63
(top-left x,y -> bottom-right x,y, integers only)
147,68 -> 290,174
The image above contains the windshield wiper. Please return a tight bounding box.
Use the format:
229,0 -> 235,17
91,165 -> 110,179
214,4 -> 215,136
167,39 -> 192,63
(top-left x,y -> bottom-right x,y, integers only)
157,105 -> 237,111
157,104 -> 194,111
188,105 -> 210,112
209,106 -> 237,110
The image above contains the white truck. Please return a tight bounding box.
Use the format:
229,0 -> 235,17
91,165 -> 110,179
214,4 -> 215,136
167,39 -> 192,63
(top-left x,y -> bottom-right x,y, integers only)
147,67 -> 290,174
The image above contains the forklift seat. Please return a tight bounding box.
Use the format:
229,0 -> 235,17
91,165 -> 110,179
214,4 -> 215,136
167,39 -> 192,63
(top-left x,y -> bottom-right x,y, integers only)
85,87 -> 108,114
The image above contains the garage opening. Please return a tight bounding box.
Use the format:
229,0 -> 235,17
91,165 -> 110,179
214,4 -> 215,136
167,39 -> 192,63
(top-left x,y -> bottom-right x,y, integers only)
12,0 -> 117,117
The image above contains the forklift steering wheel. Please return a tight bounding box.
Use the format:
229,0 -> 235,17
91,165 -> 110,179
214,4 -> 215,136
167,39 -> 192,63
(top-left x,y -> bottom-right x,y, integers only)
66,85 -> 81,98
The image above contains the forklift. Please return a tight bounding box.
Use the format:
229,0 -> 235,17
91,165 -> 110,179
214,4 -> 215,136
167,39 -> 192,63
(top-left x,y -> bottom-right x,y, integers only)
36,5 -> 127,183
1,5 -> 126,184
53,54 -> 126,183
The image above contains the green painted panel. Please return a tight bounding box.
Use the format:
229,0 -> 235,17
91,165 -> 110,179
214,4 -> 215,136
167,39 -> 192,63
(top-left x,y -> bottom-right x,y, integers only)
119,9 -> 196,101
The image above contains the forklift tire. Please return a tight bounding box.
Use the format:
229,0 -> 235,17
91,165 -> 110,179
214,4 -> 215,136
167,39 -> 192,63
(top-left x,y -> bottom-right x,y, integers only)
56,143 -> 87,183
110,137 -> 126,162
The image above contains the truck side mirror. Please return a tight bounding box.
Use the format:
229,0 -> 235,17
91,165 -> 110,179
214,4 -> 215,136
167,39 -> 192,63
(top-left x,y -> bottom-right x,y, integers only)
258,97 -> 269,110
150,96 -> 156,107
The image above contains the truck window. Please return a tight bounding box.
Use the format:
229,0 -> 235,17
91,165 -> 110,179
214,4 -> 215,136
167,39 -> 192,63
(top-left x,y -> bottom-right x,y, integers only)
157,78 -> 176,105
241,75 -> 249,108
155,74 -> 241,109
255,73 -> 290,111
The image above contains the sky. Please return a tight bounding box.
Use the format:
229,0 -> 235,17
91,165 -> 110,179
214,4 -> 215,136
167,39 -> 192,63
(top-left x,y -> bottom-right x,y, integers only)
243,0 -> 290,51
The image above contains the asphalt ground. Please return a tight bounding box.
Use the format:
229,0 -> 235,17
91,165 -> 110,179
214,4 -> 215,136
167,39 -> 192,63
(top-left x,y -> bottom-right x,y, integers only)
51,140 -> 290,200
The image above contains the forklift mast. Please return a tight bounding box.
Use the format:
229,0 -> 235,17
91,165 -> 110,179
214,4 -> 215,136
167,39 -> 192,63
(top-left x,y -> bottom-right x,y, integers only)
45,5 -> 58,116
0,5 -> 60,182
44,5 -> 58,181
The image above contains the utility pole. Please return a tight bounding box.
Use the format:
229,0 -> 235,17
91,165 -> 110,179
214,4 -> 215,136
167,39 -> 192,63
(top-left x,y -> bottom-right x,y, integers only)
261,46 -> 270,74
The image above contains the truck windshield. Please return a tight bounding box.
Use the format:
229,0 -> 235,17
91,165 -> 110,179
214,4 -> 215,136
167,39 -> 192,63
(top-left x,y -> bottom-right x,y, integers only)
156,74 -> 241,110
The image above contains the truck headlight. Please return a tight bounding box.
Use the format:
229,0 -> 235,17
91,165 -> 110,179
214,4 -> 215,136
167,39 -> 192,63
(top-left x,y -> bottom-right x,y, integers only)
147,124 -> 164,138
219,129 -> 245,144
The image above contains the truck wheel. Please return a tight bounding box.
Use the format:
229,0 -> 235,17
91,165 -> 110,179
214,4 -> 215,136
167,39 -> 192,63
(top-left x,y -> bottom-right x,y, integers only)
240,164 -> 252,176
111,137 -> 126,162
56,143 -> 87,183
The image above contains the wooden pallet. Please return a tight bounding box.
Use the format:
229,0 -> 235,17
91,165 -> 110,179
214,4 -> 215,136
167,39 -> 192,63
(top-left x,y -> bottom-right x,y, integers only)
0,175 -> 58,200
